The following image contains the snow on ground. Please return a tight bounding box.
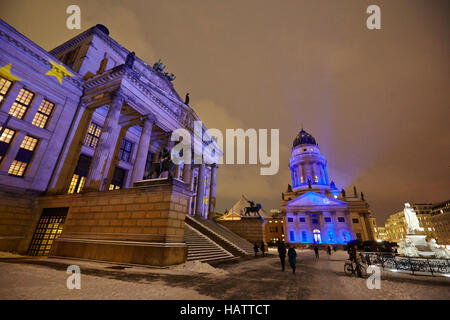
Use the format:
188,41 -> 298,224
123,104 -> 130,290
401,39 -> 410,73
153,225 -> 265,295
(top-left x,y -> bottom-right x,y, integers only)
295,250 -> 450,300
0,260 -> 212,300
0,249 -> 448,300
172,260 -> 229,275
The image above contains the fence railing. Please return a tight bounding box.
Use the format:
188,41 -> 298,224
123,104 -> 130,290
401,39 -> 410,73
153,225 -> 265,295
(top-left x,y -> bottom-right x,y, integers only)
359,252 -> 450,277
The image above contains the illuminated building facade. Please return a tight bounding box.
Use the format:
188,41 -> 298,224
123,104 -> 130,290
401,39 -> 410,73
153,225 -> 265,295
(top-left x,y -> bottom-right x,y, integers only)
383,201 -> 450,245
0,20 -> 219,262
384,203 -> 436,243
281,128 -> 376,246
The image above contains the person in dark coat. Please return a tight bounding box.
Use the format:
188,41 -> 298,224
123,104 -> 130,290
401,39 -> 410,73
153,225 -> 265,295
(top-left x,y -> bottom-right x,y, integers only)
260,241 -> 265,257
327,245 -> 332,256
288,245 -> 297,274
333,246 -> 337,252
314,246 -> 319,259
277,241 -> 287,271
253,243 -> 259,257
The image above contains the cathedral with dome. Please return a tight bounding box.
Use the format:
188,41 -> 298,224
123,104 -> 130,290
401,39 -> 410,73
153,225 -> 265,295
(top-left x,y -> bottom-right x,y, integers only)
281,128 -> 377,246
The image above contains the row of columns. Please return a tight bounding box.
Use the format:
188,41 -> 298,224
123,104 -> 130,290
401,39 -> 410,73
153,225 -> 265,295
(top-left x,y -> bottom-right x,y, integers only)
291,161 -> 328,187
60,89 -> 218,218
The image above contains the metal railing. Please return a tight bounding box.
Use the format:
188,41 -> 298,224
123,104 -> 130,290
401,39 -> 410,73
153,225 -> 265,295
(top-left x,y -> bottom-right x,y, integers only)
359,252 -> 450,277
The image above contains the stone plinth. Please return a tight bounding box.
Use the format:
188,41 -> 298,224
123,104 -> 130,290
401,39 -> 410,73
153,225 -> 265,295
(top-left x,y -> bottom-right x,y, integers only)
217,217 -> 266,245
48,178 -> 194,266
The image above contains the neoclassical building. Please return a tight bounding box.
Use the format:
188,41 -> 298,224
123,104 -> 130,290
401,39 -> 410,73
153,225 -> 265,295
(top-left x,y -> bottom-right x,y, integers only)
281,128 -> 376,246
0,20 -> 220,264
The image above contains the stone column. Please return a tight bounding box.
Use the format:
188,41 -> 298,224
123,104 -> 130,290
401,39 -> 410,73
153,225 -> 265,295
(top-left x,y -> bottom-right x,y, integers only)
195,162 -> 206,217
47,102 -> 94,194
183,162 -> 192,187
209,164 -> 217,218
301,163 -> 306,184
85,91 -> 124,191
130,117 -> 154,184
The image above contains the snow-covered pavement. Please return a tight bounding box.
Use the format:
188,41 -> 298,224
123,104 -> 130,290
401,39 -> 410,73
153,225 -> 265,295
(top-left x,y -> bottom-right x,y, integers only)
0,250 -> 448,300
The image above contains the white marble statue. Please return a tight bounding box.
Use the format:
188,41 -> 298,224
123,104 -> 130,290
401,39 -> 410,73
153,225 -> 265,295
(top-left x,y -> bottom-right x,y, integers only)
429,239 -> 450,259
403,203 -> 424,234
398,238 -> 420,257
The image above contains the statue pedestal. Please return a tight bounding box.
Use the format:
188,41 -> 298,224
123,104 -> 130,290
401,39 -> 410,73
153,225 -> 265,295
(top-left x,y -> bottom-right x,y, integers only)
406,234 -> 435,258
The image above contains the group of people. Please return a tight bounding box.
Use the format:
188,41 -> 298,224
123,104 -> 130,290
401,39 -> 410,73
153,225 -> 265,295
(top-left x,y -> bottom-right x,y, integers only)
277,242 -> 298,274
253,241 -> 266,257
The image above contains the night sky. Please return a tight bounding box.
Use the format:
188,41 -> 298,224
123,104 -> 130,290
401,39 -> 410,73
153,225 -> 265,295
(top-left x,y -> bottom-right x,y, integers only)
1,0 -> 449,224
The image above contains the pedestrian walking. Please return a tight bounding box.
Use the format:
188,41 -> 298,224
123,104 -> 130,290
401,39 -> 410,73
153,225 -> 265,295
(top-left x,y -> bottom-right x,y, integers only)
277,241 -> 286,271
253,243 -> 259,257
314,245 -> 319,259
288,245 -> 297,274
261,241 -> 265,257
333,246 -> 337,252
327,245 -> 331,256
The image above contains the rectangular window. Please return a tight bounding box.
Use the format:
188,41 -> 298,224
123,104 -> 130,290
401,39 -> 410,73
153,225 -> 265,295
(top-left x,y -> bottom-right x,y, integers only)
352,218 -> 359,223
84,122 -> 102,148
109,167 -> 126,190
0,127 -> 16,162
68,155 -> 91,194
289,230 -> 295,242
312,219 -> 319,224
8,135 -> 38,177
287,217 -> 293,223
32,99 -> 55,128
301,231 -> 308,242
9,88 -> 35,119
118,139 -> 133,162
356,233 -> 362,241
324,217 -> 331,223
299,217 -> 306,223
0,77 -> 13,105
338,217 -> 345,223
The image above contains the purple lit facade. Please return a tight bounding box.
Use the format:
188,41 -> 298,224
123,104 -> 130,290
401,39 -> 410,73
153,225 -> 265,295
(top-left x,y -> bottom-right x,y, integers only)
281,129 -> 376,245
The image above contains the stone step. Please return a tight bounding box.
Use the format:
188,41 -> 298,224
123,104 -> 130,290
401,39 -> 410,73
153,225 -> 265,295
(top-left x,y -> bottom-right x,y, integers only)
184,224 -> 234,263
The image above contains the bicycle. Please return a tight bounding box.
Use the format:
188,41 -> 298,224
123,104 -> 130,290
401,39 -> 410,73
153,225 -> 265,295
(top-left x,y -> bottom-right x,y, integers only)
344,259 -> 367,278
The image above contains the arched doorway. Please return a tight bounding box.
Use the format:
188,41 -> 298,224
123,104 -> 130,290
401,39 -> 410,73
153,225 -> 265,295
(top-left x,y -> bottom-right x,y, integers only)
312,229 -> 321,244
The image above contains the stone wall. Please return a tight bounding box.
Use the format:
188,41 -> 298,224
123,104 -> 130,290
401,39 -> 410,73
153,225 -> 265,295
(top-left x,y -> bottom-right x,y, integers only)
0,190 -> 38,252
218,217 -> 266,246
39,178 -> 193,266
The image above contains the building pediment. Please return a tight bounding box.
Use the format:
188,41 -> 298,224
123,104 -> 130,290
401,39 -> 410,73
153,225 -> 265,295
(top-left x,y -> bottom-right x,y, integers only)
285,191 -> 348,209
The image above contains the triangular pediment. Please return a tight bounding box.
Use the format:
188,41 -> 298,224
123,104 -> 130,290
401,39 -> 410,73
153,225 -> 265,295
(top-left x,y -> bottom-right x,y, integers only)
286,191 -> 347,208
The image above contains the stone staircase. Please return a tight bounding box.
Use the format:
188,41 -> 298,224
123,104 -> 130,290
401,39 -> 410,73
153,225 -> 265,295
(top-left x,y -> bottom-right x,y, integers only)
184,224 -> 234,262
185,215 -> 254,257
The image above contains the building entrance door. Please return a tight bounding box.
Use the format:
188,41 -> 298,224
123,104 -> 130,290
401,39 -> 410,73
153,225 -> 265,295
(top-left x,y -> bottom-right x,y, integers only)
313,229 -> 322,244
27,207 -> 68,256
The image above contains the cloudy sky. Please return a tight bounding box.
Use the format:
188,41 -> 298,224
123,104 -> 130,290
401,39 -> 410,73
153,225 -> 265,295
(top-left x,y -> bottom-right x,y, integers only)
1,0 -> 449,223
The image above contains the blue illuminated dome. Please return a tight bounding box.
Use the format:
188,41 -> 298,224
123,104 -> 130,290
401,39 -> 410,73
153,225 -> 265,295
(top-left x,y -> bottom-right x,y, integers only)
293,129 -> 317,148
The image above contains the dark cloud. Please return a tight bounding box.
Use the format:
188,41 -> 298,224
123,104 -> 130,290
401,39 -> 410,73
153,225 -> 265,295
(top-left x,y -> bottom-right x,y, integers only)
1,0 -> 449,224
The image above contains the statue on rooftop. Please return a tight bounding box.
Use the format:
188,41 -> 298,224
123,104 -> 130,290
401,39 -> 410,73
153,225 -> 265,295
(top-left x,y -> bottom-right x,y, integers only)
184,93 -> 190,105
152,59 -> 166,72
125,51 -> 135,68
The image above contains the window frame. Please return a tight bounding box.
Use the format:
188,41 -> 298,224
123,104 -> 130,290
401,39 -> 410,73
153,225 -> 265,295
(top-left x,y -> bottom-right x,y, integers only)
8,87 -> 35,120
32,98 -> 55,129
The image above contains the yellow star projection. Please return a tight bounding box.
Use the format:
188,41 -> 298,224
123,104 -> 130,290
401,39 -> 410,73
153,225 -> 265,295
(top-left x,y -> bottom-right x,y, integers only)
0,63 -> 21,81
45,59 -> 74,84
